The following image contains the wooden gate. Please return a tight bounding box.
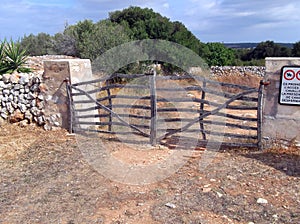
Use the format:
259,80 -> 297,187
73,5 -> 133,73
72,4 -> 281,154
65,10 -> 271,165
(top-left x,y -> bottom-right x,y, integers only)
67,72 -> 264,150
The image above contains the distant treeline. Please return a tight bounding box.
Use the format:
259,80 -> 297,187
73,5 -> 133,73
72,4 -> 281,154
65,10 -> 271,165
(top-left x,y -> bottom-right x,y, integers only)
224,43 -> 294,49
3,6 -> 300,70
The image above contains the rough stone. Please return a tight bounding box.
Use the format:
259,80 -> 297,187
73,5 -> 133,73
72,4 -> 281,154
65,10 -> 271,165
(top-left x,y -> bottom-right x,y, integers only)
11,102 -> 18,109
19,88 -> 25,94
37,115 -> 45,125
24,110 -> 33,121
2,89 -> 10,96
18,97 -> 27,105
30,83 -> 39,92
19,73 -> 30,85
18,119 -> 28,127
26,92 -> 36,100
165,203 -> 176,209
32,77 -> 41,84
37,94 -> 44,100
13,84 -> 21,90
257,198 -> 268,204
2,74 -> 11,83
13,96 -> 18,103
30,99 -> 36,107
36,100 -> 44,110
43,123 -> 52,131
1,112 -> 8,120
0,116 -> 7,125
38,83 -> 48,93
9,72 -> 20,84
9,109 -> 24,123
7,94 -> 14,102
19,104 -> 27,113
24,86 -> 30,93
13,90 -> 19,96
0,81 -> 7,88
30,107 -> 39,116
6,102 -> 14,114
1,107 -> 7,113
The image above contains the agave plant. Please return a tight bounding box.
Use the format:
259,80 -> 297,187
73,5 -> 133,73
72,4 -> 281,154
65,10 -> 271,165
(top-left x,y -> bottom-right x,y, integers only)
0,40 -> 7,73
0,39 -> 31,75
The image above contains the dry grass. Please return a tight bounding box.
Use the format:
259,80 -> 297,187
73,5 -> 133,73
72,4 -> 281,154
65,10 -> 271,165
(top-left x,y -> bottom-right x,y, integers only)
0,123 -> 68,160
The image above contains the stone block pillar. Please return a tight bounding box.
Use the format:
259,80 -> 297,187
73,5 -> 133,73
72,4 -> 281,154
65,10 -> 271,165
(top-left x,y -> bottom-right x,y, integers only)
43,59 -> 95,130
262,57 -> 300,148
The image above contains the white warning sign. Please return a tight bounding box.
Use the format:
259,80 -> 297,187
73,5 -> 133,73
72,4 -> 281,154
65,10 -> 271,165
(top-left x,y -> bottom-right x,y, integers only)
279,66 -> 300,105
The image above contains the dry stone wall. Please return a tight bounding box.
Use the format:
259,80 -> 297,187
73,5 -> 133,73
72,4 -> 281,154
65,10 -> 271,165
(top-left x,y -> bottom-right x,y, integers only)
0,55 -> 74,129
0,72 -> 45,126
210,66 -> 265,77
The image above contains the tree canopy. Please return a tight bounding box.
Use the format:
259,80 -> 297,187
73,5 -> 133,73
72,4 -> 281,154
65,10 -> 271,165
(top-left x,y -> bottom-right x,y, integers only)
292,41 -> 300,57
245,41 -> 291,60
204,42 -> 235,66
109,6 -> 205,56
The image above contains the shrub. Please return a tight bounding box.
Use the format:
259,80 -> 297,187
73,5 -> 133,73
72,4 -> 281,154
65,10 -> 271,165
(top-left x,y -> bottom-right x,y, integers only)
0,39 -> 31,75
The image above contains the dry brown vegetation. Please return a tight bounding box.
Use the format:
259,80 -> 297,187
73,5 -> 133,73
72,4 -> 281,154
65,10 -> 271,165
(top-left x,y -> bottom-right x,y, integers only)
1,116 -> 299,224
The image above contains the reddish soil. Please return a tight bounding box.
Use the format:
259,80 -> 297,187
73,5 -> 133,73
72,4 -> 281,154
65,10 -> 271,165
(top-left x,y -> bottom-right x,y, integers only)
0,123 -> 299,224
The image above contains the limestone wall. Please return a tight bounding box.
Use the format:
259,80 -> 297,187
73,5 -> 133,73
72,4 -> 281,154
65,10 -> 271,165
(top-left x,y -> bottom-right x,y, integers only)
262,58 -> 300,148
210,66 -> 265,77
0,72 -> 46,126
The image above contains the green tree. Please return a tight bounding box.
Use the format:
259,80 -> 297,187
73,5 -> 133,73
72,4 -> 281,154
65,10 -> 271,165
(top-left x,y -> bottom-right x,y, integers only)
109,6 -> 165,39
246,40 -> 291,60
204,42 -> 235,66
292,41 -> 300,56
78,20 -> 131,60
109,6 -> 205,57
53,32 -> 77,56
58,19 -> 131,60
108,6 -> 209,72
20,33 -> 54,56
65,19 -> 95,58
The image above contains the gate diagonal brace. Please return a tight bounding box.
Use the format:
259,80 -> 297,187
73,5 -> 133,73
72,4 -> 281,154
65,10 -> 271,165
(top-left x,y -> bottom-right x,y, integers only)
161,88 -> 258,140
70,85 -> 150,138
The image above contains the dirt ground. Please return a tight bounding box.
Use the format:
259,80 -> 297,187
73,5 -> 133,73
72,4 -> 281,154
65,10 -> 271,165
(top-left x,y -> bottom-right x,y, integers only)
0,123 -> 299,224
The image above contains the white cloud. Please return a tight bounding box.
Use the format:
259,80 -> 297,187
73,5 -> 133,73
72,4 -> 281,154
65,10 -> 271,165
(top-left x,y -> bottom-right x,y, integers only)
163,3 -> 170,9
1,0 -> 300,42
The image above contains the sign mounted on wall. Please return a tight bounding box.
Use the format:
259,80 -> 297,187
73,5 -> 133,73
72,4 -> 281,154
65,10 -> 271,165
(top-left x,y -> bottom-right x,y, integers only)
279,66 -> 300,105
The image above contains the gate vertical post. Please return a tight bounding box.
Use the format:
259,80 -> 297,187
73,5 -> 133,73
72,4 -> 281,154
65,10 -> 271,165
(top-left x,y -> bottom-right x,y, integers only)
106,80 -> 113,132
150,70 -> 157,146
65,78 -> 73,134
257,80 -> 264,150
199,80 -> 207,140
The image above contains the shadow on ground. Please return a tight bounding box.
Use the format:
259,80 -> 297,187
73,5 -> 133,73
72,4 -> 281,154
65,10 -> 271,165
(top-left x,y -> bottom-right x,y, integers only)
243,150 -> 300,177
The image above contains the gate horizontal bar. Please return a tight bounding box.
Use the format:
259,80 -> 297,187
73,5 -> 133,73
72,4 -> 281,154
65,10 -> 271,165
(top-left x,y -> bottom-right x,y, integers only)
75,121 -> 150,129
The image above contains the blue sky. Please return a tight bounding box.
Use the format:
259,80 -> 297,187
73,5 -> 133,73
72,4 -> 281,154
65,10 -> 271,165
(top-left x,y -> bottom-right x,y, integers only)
1,0 -> 300,43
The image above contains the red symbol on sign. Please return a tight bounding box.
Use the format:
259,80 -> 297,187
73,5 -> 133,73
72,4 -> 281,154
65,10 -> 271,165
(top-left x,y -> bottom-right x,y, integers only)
296,71 -> 300,81
284,70 -> 295,80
